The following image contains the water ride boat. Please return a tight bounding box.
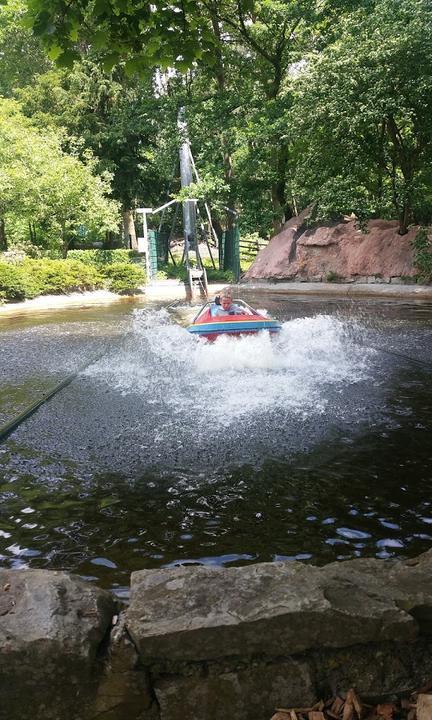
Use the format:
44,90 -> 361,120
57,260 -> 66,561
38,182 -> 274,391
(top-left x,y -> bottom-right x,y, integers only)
187,298 -> 281,341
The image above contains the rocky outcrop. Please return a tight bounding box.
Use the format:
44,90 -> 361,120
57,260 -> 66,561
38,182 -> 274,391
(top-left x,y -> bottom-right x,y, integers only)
2,552 -> 432,720
244,213 -> 421,282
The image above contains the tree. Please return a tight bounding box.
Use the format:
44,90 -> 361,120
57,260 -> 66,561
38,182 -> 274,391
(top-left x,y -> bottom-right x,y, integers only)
17,58 -> 179,247
159,0 -> 365,234
0,99 -> 120,254
22,0 -> 351,233
21,0 -> 216,71
20,0 -> 432,239
290,0 -> 432,233
0,0 -> 51,96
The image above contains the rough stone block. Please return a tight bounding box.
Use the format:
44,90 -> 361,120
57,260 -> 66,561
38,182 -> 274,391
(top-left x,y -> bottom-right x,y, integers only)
367,276 -> 388,283
0,569 -> 115,719
154,658 -> 315,720
126,559 -> 419,667
314,640 -> 432,700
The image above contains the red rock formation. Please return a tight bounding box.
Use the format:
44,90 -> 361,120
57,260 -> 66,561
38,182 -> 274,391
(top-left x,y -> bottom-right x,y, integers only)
245,213 -> 419,282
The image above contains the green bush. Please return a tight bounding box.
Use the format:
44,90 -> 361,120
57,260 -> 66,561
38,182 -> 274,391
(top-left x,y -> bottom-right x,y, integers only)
101,262 -> 145,294
204,266 -> 235,282
156,263 -> 188,281
21,259 -> 104,295
67,249 -> 137,265
0,257 -> 146,302
156,260 -> 234,283
326,270 -> 343,283
412,228 -> 432,283
0,262 -> 27,301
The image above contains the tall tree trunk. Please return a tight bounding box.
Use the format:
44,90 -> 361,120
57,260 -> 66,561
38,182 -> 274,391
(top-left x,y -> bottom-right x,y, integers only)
386,116 -> 415,235
267,57 -> 288,234
210,10 -> 236,231
0,217 -> 7,251
123,208 -> 137,250
270,142 -> 289,234
29,221 -> 37,244
61,221 -> 69,258
399,205 -> 410,236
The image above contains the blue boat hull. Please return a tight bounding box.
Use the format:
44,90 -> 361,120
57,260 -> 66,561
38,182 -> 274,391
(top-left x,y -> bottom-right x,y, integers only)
187,319 -> 281,338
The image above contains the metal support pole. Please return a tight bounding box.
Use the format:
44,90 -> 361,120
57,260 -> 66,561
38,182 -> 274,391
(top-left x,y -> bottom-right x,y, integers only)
178,108 -> 196,267
136,207 -> 153,279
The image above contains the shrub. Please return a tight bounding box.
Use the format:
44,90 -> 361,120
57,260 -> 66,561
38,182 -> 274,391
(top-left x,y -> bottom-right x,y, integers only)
202,258 -> 235,282
21,259 -> 104,295
67,249 -> 137,266
326,270 -> 342,283
101,262 -> 145,294
156,263 -> 188,281
412,228 -> 432,283
0,262 -> 27,301
156,260 -> 234,283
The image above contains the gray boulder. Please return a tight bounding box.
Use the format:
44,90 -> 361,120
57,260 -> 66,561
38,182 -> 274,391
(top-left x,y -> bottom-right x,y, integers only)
0,569 -> 115,719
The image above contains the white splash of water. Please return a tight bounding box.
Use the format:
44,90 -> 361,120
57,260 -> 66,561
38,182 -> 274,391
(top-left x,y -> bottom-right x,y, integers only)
86,309 -> 374,426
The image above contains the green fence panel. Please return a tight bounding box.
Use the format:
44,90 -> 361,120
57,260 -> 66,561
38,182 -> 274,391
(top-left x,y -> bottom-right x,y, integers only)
147,230 -> 169,278
147,230 -> 159,278
222,225 -> 240,281
156,231 -> 169,264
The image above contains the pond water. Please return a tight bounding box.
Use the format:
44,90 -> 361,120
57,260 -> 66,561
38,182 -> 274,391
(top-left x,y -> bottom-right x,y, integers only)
0,290 -> 431,598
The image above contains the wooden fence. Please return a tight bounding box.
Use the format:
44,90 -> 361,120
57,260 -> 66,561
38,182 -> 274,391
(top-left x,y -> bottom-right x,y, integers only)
239,236 -> 268,260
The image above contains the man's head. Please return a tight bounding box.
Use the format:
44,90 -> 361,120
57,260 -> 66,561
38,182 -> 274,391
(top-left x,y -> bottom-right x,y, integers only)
220,288 -> 233,311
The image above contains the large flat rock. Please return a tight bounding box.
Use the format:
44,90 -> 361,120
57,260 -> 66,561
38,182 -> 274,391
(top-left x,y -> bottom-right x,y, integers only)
126,554 -> 432,665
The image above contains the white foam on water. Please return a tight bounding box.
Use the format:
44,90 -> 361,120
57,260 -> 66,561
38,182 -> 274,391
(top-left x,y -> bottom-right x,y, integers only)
86,309 -> 374,428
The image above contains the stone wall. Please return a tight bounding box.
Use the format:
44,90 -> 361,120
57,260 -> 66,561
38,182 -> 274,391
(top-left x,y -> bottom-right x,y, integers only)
1,551 -> 432,720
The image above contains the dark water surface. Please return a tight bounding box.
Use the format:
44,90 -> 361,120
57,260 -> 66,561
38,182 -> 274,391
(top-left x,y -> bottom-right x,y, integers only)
0,291 -> 431,597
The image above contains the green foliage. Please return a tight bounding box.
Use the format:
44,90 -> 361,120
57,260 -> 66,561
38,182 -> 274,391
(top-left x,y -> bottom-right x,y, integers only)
3,0 -> 432,250
0,99 -> 120,254
176,176 -> 230,213
0,257 -> 106,301
0,0 -> 51,97
325,271 -> 343,283
21,0 -> 216,73
21,259 -> 104,294
290,0 -> 432,231
0,261 -> 27,301
205,267 -> 235,282
156,263 -> 188,282
100,262 -> 145,294
67,249 -> 137,265
17,60 -> 175,212
412,228 -> 432,283
202,258 -> 234,282
156,259 -> 234,283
